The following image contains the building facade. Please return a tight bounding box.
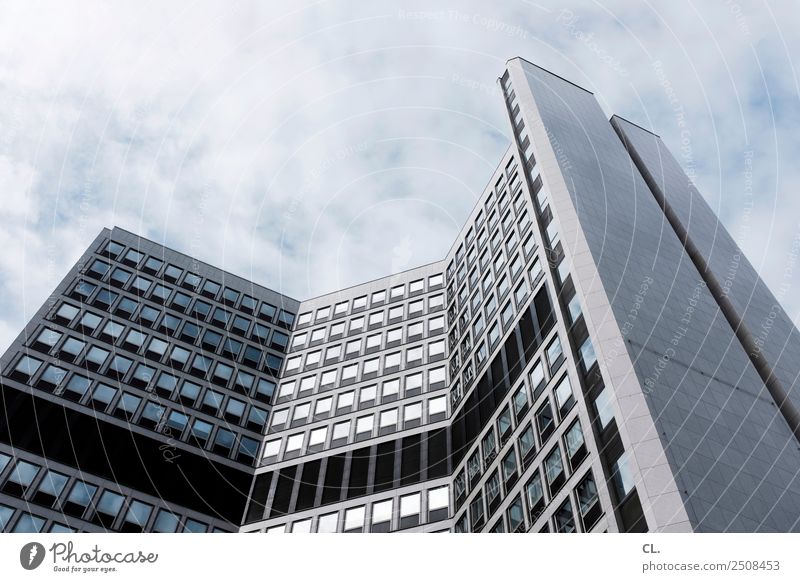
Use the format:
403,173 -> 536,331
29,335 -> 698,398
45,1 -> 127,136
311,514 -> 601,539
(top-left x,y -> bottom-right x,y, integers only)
2,58 -> 800,534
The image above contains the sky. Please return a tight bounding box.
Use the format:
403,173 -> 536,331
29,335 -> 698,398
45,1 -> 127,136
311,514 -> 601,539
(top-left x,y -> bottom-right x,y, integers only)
1,0 -> 799,353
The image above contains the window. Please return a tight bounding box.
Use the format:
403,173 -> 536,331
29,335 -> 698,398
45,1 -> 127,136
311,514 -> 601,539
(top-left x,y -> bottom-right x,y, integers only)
349,316 -> 364,333
78,312 -> 102,332
212,362 -> 234,386
482,430 -> 496,464
379,408 -> 398,433
561,421 -> 586,467
406,322 -> 423,340
64,374 -> 91,400
526,471 -> 545,521
536,400 -> 555,442
428,339 -> 446,359
545,446 -> 565,494
38,364 -> 68,389
429,396 -> 447,420
400,493 -> 421,528
13,513 -> 46,533
382,378 -> 400,400
514,279 -> 530,306
36,469 -> 68,503
404,402 -> 422,427
482,271 -> 494,294
341,363 -> 358,383
384,351 -> 401,370
255,378 -> 276,403
500,301 -> 515,327
567,470 -> 596,524
512,385 -> 529,419
12,355 -> 42,380
594,387 -> 615,429
371,499 -> 393,532
469,493 -> 485,530
332,421 -> 350,445
315,306 -> 330,321
386,328 -> 402,345
285,433 -> 304,457
308,426 -> 327,451
259,302 -> 277,321
96,490 -> 125,520
308,397 -> 330,421
506,495 -> 525,532
555,499 -> 576,533
337,391 -> 354,412
277,381 -> 296,401
344,506 -> 365,532
263,439 -> 281,460
368,311 -> 384,327
153,509 -> 180,533
485,293 -> 498,317
580,337 -> 597,372
325,344 -> 342,362
345,339 -> 362,357
487,322 -> 500,347
90,383 -> 116,409
225,398 -> 246,423
317,512 -> 339,533
64,480 -> 97,515
429,294 -> 444,310
320,369 -> 337,388
140,401 -> 164,427
547,335 -> 563,369
115,393 -> 141,418
355,385 -> 375,408
529,359 -> 546,399
406,345 -> 423,366
103,240 -> 125,259
306,350 -> 322,367
519,423 -> 536,464
502,449 -> 518,487
201,390 -> 222,415
429,366 -> 446,388
7,460 -> 39,495
401,375 -> 421,398
363,358 -> 379,377
191,299 -> 211,319
355,415 -> 374,440
554,374 -> 575,418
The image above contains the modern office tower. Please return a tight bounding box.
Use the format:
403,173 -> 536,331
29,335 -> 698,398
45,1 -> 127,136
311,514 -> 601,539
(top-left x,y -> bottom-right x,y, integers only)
0,228 -> 299,533
2,58 -> 800,534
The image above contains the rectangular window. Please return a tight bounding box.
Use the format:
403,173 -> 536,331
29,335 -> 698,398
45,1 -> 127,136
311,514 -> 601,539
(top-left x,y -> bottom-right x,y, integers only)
332,421 -> 350,446
554,374 -> 575,418
382,378 -> 400,400
545,446 -> 565,495
371,499 -> 393,532
506,495 -> 525,532
400,493 -> 421,529
344,506 -> 365,533
526,471 -> 545,521
547,335 -> 563,370
355,415 -> 374,440
404,402 -> 422,428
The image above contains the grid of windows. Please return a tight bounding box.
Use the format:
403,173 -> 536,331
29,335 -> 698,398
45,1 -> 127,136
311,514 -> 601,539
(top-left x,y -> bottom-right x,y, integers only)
0,82 -> 620,536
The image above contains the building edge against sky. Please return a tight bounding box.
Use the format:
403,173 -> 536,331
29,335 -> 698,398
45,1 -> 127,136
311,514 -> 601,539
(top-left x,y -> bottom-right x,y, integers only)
1,57 -> 800,534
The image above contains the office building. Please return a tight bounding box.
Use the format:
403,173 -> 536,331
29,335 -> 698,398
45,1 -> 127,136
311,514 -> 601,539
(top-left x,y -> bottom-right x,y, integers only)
2,58 -> 800,533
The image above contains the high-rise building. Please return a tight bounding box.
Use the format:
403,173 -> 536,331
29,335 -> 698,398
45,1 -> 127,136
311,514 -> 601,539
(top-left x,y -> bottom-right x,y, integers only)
2,57 -> 800,534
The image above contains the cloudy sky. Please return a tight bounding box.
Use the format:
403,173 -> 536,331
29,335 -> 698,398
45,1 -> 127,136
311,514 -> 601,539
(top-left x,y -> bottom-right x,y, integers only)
1,0 -> 799,352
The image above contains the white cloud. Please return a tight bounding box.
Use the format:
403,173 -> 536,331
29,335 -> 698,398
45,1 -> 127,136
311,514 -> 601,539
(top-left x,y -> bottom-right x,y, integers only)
1,0 -> 799,351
